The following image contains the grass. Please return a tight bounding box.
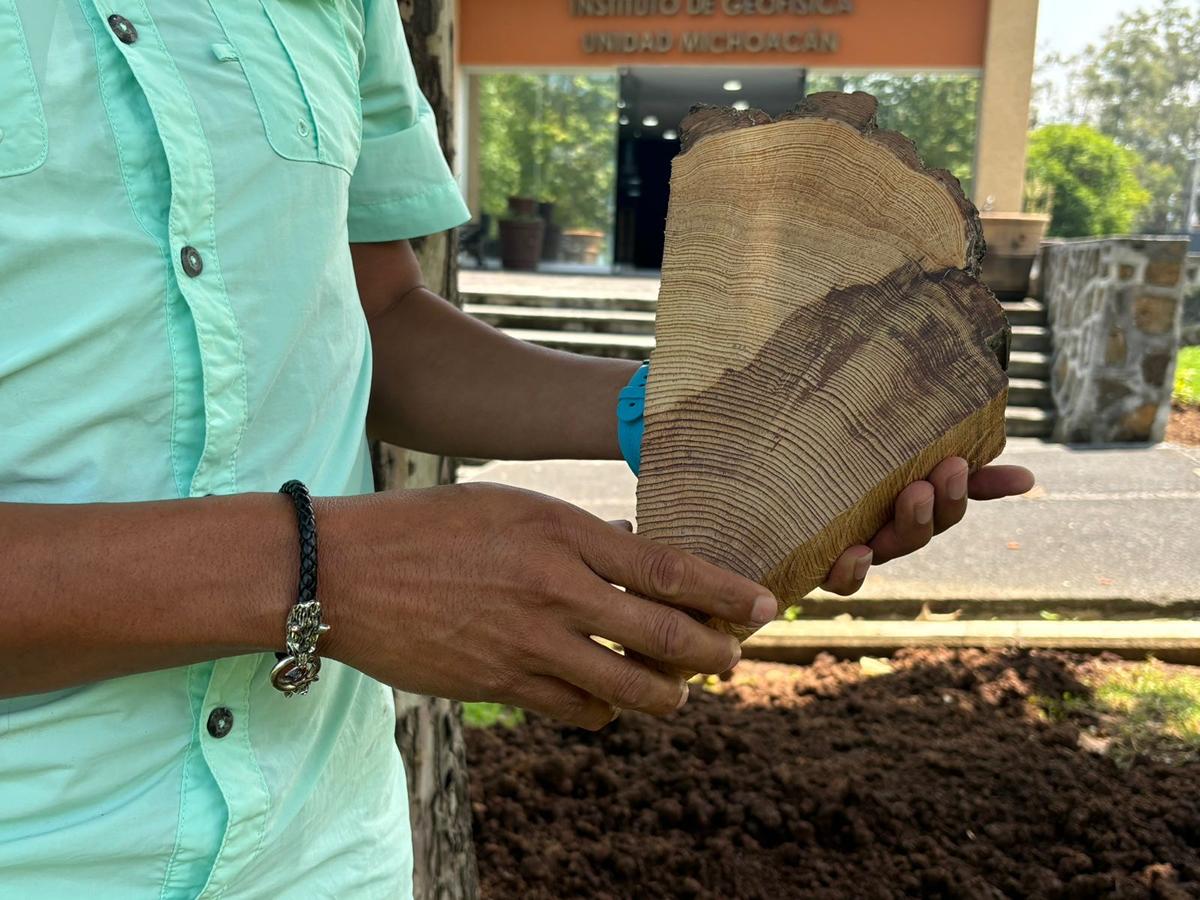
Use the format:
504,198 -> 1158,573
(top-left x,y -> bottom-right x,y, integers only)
1175,346 -> 1200,407
462,702 -> 525,729
1035,659 -> 1200,766
1093,663 -> 1200,751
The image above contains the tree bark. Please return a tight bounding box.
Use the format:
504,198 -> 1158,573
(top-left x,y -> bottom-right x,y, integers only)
372,3 -> 479,899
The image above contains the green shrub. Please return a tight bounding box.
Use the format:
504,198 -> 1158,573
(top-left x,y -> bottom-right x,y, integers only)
1025,124 -> 1150,238
1175,346 -> 1200,407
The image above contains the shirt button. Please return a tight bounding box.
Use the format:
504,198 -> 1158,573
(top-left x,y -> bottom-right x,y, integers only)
206,707 -> 234,739
180,246 -> 204,278
296,120 -> 310,138
107,14 -> 138,45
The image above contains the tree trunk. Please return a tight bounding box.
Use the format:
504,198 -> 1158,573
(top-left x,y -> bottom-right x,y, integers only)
372,3 -> 479,898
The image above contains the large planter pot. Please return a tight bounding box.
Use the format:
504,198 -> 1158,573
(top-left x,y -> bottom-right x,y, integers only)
499,196 -> 545,271
979,213 -> 1051,298
506,195 -> 538,217
561,229 -> 605,266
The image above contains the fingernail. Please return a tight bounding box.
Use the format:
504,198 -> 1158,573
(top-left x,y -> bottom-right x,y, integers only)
676,682 -> 690,710
608,707 -> 621,725
609,519 -> 634,532
730,639 -> 742,668
853,550 -> 873,582
915,497 -> 934,525
948,467 -> 968,502
751,593 -> 778,626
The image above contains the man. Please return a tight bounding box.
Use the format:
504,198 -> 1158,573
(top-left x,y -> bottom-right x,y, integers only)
0,2 -> 1033,897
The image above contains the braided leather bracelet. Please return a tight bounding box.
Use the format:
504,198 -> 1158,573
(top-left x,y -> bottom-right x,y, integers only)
270,480 -> 329,696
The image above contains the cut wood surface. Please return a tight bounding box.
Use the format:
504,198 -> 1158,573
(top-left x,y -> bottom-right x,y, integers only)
741,620 -> 1200,666
635,92 -> 1010,646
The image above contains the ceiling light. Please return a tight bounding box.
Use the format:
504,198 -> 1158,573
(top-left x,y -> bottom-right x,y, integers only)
732,99 -> 750,111
723,79 -> 743,92
663,129 -> 678,140
619,114 -> 630,125
642,115 -> 659,127
617,99 -> 627,109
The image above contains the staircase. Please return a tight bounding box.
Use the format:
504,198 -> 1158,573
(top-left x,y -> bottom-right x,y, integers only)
462,278 -> 1056,438
1000,298 -> 1056,438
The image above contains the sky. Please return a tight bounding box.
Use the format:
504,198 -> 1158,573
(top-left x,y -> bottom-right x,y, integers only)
1034,0 -> 1142,60
1032,0 -> 1200,122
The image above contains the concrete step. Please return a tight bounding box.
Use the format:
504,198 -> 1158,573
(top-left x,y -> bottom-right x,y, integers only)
1005,405 -> 1056,438
999,299 -> 1047,327
1007,376 -> 1052,408
1008,350 -> 1052,380
500,329 -> 1061,396
460,291 -> 657,313
501,329 -> 1054,437
501,328 -> 655,360
485,318 -> 1050,355
464,303 -> 656,336
742,618 -> 1200,666
1011,324 -> 1052,353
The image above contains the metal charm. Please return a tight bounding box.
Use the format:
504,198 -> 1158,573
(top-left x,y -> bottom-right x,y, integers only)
271,603 -> 330,697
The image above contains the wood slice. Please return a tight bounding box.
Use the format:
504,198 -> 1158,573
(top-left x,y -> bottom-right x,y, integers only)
635,92 -> 1010,644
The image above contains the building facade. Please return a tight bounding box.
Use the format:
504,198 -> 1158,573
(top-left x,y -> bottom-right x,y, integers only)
456,0 -> 1039,270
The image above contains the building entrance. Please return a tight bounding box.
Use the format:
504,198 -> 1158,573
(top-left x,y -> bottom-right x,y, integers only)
614,66 -> 807,269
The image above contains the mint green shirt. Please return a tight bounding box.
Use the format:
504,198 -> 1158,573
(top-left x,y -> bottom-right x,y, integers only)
0,1 -> 468,896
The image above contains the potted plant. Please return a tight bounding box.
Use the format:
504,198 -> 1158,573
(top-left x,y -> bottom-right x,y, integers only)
498,195 -> 545,271
978,182 -> 1053,298
561,229 -> 606,266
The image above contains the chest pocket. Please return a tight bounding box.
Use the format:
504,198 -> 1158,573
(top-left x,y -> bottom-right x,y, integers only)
0,1 -> 47,177
209,0 -> 361,175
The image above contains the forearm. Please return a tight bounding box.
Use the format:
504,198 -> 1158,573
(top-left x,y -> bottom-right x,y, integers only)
366,286 -> 640,459
0,493 -> 298,698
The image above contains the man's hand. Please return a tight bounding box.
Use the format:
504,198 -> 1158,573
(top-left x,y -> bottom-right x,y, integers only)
318,483 -> 774,730
820,459 -> 1036,595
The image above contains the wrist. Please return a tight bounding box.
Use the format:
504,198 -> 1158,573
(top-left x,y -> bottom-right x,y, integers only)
192,492 -> 298,655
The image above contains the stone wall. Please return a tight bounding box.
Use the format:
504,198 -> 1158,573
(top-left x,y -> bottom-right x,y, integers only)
1042,237 -> 1188,443
1184,253 -> 1200,346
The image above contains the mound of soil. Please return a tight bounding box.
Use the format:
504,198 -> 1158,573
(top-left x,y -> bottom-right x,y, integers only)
1167,406 -> 1200,446
466,649 -> 1200,899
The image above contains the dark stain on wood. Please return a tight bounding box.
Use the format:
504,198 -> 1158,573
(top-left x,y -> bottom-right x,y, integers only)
639,262 -> 1009,585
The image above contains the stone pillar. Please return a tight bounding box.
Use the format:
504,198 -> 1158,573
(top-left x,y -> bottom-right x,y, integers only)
974,0 -> 1038,212
1044,237 -> 1189,443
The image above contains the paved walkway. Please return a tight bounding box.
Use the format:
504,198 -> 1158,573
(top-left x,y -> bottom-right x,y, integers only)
460,439 -> 1200,607
459,268 -> 661,300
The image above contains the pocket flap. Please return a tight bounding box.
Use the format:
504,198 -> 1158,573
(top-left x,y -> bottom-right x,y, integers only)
0,1 -> 48,177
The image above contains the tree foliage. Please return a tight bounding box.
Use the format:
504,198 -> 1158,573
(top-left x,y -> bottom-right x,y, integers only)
477,74 -> 617,232
1026,124 -> 1151,238
1036,0 -> 1200,232
806,73 -> 980,197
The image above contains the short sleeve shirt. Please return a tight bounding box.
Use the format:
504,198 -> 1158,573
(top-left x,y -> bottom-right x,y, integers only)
0,1 -> 468,897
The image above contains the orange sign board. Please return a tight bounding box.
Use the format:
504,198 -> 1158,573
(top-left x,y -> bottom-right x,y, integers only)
459,0 -> 989,69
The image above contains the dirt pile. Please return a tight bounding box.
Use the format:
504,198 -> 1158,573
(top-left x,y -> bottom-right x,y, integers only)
1167,406 -> 1200,446
466,649 -> 1200,899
